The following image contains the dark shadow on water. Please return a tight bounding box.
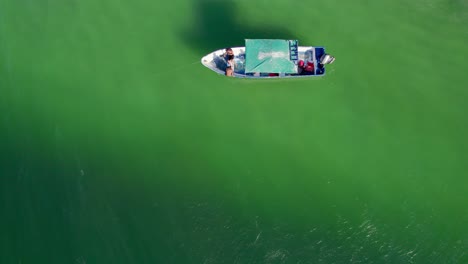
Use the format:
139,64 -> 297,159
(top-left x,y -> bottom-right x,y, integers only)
181,0 -> 296,54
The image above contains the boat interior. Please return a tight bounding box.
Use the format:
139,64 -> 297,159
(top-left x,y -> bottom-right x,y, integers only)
202,47 -> 326,77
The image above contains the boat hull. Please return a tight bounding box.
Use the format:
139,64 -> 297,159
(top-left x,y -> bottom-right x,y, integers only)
201,46 -> 327,78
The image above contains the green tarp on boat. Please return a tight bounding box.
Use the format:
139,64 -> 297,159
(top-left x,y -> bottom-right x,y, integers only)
245,39 -> 299,74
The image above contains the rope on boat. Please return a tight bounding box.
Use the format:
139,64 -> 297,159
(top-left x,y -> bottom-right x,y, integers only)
154,60 -> 200,77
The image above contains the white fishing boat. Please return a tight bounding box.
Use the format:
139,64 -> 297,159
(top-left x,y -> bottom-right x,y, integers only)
201,39 -> 335,78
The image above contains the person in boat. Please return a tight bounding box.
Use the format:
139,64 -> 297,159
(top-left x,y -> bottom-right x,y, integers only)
298,59 -> 314,75
224,48 -> 235,77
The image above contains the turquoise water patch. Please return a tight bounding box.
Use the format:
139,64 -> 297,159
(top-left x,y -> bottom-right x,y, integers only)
1,0 -> 467,263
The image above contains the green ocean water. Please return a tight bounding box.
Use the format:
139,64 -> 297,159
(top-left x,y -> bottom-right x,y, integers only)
1,0 -> 467,263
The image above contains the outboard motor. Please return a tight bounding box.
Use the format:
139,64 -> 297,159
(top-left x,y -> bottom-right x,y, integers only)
319,54 -> 336,64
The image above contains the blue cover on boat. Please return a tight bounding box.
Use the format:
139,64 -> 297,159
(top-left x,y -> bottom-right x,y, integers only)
245,39 -> 298,74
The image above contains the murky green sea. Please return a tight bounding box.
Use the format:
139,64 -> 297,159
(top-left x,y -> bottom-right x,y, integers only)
1,0 -> 467,263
